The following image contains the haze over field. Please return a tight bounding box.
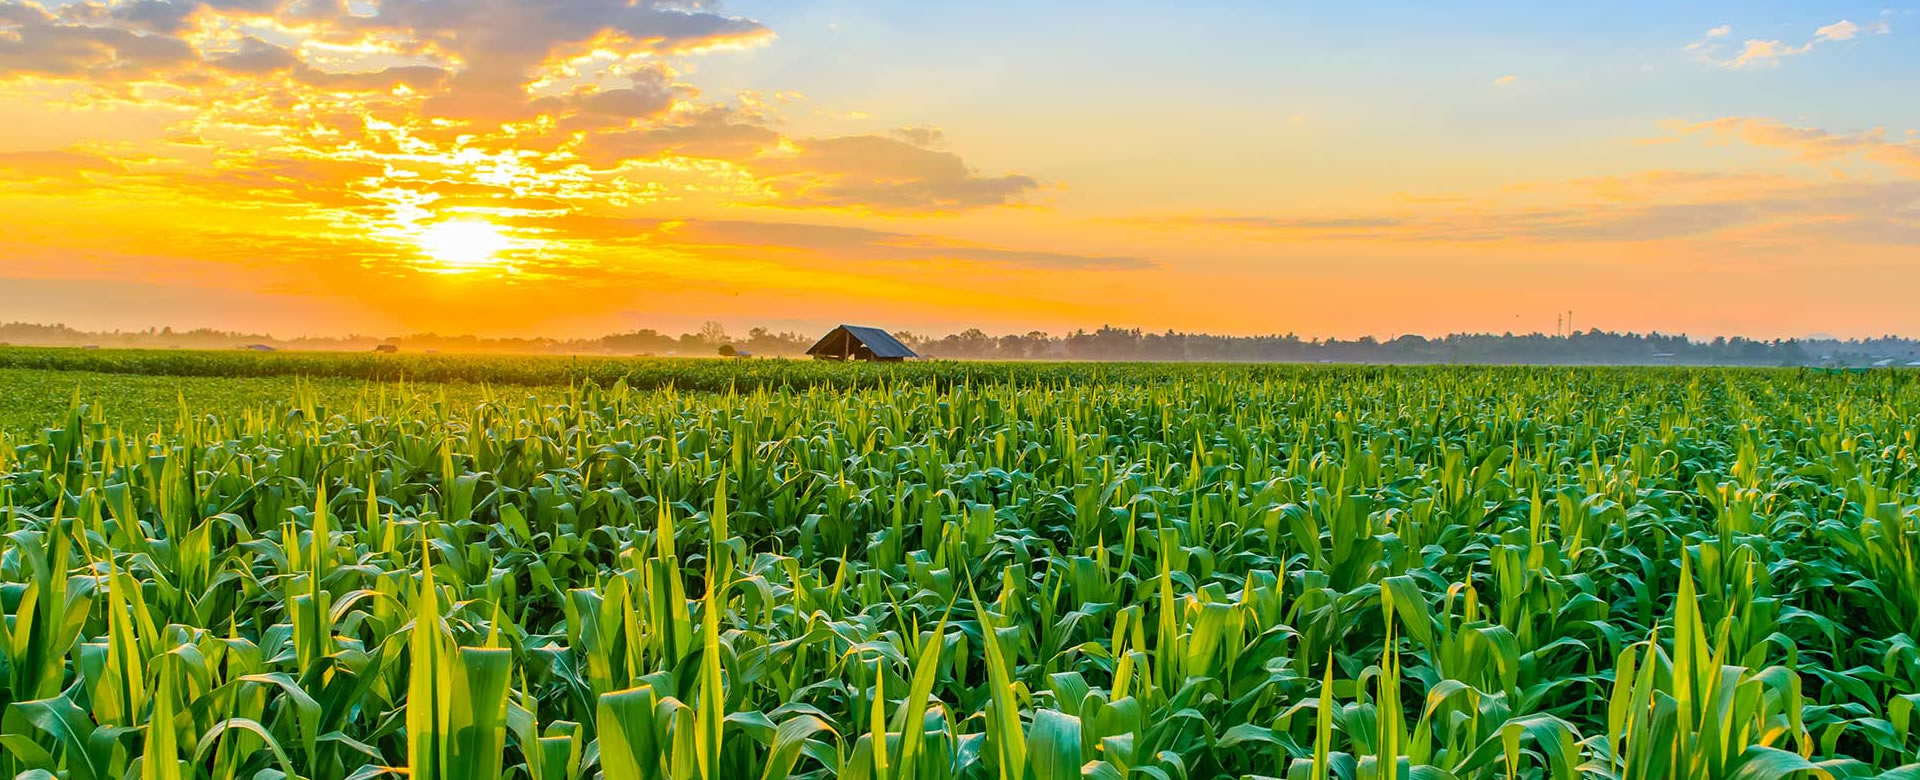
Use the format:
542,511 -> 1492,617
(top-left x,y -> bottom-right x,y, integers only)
1,0 -> 1917,339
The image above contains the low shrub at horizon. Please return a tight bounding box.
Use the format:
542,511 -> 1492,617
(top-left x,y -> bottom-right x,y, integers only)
3,366 -> 1920,778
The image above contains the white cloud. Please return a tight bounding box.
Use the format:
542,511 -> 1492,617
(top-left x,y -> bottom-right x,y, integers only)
1730,39 -> 1813,68
1683,25 -> 1733,58
1815,19 -> 1892,40
1817,20 -> 1863,40
1689,19 -> 1892,69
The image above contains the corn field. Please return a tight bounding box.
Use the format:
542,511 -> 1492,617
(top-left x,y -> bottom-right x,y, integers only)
0,347 -> 1199,392
4,365 -> 1920,779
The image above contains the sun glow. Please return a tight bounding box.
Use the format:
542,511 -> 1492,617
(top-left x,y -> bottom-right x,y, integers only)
415,220 -> 514,272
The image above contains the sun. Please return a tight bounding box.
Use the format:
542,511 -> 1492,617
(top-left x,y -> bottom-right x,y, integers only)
415,220 -> 514,272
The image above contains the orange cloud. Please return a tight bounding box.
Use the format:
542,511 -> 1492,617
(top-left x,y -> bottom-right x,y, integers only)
1681,117 -> 1920,174
1128,117 -> 1920,250
1133,132 -> 1920,248
651,220 -> 1149,270
0,148 -> 128,182
757,133 -> 1040,213
0,0 -> 1051,303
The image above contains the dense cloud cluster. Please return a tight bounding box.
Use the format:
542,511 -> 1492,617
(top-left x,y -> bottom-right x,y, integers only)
0,0 -> 760,96
0,0 -> 1045,272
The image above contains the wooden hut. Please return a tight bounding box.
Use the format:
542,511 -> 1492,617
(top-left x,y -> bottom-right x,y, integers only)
806,324 -> 917,362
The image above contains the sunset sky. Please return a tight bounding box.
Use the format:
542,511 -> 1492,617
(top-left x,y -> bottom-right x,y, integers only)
2,0 -> 1917,339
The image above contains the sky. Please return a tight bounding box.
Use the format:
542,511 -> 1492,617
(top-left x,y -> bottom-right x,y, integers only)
0,0 -> 1917,340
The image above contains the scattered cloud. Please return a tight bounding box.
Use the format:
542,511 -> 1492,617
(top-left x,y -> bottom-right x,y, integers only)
1191,216 -> 1408,232
1145,179 -> 1920,247
1686,19 -> 1891,69
892,127 -> 947,148
486,214 -> 1153,270
1135,116 -> 1920,249
575,111 -> 1039,212
1493,75 -> 1518,86
0,149 -> 128,187
759,134 -> 1040,213
1815,19 -> 1891,41
1679,117 -> 1920,175
664,220 -> 1152,270
1729,39 -> 1813,69
577,106 -> 785,163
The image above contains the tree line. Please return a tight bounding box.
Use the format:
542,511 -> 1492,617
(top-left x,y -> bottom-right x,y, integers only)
3,320 -> 1916,366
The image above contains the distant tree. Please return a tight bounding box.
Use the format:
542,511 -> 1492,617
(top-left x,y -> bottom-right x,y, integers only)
718,344 -> 737,357
676,332 -> 706,354
744,327 -> 810,356
0,319 -> 1901,366
599,329 -> 674,355
937,328 -> 994,359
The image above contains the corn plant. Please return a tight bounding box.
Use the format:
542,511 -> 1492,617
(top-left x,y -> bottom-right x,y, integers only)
1,363 -> 1919,779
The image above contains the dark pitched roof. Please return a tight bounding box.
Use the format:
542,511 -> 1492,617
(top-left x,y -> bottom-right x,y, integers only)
840,325 -> 916,358
808,324 -> 918,359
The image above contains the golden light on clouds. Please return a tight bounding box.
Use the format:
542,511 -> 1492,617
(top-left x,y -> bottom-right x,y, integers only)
0,1 -> 1914,338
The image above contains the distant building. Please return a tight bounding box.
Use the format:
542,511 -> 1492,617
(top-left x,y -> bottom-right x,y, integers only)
806,324 -> 918,362
241,344 -> 276,352
374,344 -> 399,354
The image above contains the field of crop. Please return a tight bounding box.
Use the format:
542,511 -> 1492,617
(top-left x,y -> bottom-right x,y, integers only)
4,359 -> 1920,779
0,368 -> 519,438
0,347 -> 1199,392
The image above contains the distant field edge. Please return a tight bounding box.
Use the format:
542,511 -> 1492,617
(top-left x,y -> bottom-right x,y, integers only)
0,346 -> 1257,391
0,345 -> 1865,393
